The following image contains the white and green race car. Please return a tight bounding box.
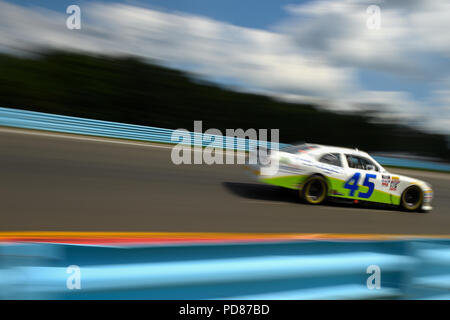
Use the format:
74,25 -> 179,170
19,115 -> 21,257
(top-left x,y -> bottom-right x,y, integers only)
247,144 -> 433,212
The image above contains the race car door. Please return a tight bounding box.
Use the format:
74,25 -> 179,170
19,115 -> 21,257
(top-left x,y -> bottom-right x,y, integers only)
341,154 -> 389,203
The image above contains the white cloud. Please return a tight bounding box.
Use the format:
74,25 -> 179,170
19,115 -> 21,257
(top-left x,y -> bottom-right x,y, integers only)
280,0 -> 450,78
0,1 -> 356,96
0,0 -> 449,133
89,3 -> 358,97
426,78 -> 450,130
276,0 -> 450,132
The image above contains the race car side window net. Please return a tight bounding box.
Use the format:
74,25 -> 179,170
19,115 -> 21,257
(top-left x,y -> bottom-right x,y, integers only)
345,155 -> 379,172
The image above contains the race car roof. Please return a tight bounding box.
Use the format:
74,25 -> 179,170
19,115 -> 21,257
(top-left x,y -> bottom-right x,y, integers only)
282,143 -> 371,157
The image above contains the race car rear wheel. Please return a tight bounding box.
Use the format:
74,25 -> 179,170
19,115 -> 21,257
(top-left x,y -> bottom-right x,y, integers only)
401,185 -> 423,211
301,176 -> 328,205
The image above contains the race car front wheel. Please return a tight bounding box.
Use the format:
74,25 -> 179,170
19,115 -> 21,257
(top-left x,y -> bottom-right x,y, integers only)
401,185 -> 423,211
301,176 -> 328,205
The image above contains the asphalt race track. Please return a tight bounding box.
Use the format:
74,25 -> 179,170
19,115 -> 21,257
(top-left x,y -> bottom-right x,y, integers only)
1,128 -> 449,235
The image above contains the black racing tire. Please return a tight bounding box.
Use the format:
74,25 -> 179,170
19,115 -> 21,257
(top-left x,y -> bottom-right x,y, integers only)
301,175 -> 328,205
400,185 -> 423,212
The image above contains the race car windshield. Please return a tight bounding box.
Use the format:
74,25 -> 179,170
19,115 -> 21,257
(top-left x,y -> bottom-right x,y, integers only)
281,144 -> 320,154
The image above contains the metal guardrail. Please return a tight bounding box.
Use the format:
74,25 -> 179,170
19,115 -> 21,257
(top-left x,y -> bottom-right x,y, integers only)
0,240 -> 449,299
372,156 -> 450,172
0,107 -> 284,151
0,106 -> 448,171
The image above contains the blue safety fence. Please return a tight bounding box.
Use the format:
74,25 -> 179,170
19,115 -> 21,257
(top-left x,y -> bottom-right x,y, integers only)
0,106 -> 448,171
371,156 -> 450,172
0,239 -> 449,299
0,107 -> 284,151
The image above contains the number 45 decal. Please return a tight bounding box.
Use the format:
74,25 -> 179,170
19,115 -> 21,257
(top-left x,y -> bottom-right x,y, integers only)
344,173 -> 377,199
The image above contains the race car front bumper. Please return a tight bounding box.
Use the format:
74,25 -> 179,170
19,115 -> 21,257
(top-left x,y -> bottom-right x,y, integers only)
422,189 -> 433,211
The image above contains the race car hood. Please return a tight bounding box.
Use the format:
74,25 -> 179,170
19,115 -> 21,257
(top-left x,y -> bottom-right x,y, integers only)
384,170 -> 432,190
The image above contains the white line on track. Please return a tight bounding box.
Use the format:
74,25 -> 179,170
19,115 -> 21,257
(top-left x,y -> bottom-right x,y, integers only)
0,126 -> 174,149
0,126 -> 248,156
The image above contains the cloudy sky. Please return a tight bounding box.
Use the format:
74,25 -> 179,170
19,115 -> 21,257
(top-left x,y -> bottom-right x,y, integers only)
1,0 -> 449,133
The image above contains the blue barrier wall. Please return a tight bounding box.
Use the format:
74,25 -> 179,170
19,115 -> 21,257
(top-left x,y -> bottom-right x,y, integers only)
1,240 -> 449,300
371,156 -> 450,172
0,107 -> 284,151
0,106 -> 448,171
